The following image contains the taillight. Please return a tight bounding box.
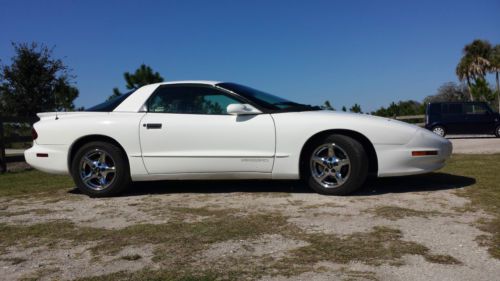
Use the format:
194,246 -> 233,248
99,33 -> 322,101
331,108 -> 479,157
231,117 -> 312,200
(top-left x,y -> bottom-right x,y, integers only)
31,127 -> 38,140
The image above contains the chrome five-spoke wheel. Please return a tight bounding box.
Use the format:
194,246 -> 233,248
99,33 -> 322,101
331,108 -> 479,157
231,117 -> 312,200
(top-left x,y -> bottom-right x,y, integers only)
304,134 -> 368,195
310,143 -> 351,188
79,149 -> 116,191
72,141 -> 130,197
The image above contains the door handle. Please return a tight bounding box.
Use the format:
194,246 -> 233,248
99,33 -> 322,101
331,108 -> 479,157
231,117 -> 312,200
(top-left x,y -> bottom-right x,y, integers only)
143,123 -> 162,129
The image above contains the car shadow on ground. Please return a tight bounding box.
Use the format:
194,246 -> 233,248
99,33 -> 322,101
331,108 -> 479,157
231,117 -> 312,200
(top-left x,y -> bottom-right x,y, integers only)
90,172 -> 475,198
354,172 -> 476,196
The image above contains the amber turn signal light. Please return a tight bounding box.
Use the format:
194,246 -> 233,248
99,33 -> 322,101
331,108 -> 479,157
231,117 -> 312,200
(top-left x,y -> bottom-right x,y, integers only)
411,151 -> 438,156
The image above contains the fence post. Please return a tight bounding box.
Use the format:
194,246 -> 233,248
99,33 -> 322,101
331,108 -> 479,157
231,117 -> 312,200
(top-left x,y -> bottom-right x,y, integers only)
0,116 -> 6,173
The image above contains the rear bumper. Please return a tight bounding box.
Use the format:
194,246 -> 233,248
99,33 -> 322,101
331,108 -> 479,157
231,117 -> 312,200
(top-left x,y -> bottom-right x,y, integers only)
24,144 -> 70,175
377,128 -> 452,177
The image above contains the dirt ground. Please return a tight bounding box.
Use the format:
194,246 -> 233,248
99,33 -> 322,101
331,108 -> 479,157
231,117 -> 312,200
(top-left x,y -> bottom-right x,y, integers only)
1,173 -> 499,281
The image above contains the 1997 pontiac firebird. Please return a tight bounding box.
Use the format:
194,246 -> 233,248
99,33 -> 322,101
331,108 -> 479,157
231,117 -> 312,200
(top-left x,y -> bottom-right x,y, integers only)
25,81 -> 452,197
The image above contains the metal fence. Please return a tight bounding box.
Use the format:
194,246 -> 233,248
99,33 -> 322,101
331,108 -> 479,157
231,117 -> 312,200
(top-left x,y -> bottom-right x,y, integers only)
0,116 -> 37,173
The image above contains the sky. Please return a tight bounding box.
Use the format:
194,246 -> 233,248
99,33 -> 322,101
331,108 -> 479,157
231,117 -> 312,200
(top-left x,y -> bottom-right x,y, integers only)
1,0 -> 499,112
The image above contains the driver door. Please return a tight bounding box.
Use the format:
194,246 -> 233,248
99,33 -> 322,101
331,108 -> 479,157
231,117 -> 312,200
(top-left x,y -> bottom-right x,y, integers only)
139,84 -> 275,174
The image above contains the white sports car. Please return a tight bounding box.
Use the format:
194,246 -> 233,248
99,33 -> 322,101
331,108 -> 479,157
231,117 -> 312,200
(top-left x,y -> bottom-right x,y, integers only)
25,81 -> 452,197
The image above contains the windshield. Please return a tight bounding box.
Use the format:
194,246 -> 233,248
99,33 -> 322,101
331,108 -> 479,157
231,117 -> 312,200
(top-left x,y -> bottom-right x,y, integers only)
217,82 -> 319,112
85,91 -> 134,112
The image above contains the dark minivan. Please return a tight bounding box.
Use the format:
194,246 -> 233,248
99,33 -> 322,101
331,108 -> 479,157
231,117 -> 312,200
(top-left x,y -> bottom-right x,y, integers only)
425,102 -> 500,137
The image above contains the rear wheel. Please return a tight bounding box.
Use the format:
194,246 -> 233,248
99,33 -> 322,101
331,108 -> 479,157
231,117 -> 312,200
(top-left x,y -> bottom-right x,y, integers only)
495,125 -> 500,137
71,141 -> 130,197
432,125 -> 446,137
303,134 -> 368,195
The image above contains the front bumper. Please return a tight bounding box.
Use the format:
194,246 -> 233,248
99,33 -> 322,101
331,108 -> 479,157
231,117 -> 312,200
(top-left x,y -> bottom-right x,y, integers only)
24,144 -> 70,175
376,128 -> 452,177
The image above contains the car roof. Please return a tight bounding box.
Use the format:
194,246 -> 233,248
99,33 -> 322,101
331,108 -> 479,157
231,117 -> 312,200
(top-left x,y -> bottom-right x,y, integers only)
151,80 -> 222,87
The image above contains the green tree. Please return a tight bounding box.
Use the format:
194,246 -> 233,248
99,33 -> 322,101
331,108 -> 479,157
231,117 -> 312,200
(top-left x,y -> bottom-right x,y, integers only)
372,100 -> 424,117
341,106 -> 347,112
456,39 -> 492,101
110,64 -> 164,100
322,100 -> 334,110
470,77 -> 495,103
424,82 -> 469,104
349,103 -> 362,113
0,42 -> 79,117
489,45 -> 500,111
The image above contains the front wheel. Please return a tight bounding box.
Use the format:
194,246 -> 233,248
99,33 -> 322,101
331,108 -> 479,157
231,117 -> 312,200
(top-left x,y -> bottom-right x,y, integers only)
303,135 -> 368,195
71,141 -> 130,197
495,125 -> 500,138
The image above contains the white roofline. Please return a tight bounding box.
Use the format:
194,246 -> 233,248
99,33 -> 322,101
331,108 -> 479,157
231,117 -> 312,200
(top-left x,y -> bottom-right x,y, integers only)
152,80 -> 221,87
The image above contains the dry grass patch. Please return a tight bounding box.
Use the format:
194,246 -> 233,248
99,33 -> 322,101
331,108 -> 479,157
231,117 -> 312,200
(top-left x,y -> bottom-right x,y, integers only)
370,206 -> 443,221
278,226 -> 461,274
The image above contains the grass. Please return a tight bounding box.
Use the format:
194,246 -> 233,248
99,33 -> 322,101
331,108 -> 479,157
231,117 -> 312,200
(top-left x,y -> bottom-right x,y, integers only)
0,170 -> 73,197
121,254 -> 142,261
441,154 -> 500,259
371,206 -> 443,220
78,270 -> 221,281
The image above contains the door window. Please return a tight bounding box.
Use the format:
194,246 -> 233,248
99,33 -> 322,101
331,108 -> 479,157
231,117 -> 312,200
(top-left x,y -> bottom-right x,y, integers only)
465,103 -> 488,115
147,86 -> 243,115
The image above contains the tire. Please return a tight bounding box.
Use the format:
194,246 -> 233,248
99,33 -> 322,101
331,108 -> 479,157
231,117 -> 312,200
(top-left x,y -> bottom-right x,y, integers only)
495,125 -> 500,138
71,141 -> 130,197
302,134 -> 368,195
431,125 -> 446,137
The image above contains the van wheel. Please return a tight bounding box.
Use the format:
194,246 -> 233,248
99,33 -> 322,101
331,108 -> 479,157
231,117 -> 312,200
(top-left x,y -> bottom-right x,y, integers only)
432,126 -> 446,137
495,125 -> 500,138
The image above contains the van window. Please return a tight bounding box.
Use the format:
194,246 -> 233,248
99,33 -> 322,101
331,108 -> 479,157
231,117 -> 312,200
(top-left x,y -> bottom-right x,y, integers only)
429,104 -> 440,114
447,104 -> 462,114
465,103 -> 488,115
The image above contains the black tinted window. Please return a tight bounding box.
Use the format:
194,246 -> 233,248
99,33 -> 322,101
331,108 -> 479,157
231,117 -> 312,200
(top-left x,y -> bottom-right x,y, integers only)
429,104 -> 440,114
147,86 -> 242,115
465,103 -> 488,114
86,92 -> 134,112
443,103 -> 462,114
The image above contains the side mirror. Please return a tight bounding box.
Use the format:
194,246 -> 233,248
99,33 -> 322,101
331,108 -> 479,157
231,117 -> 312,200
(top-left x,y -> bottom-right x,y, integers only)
226,104 -> 262,115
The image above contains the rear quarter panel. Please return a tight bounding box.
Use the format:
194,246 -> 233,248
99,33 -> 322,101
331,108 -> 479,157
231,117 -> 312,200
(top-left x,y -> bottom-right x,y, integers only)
34,112 -> 147,176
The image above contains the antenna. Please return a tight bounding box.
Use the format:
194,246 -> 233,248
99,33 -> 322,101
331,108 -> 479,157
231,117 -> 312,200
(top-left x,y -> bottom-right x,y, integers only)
54,89 -> 59,120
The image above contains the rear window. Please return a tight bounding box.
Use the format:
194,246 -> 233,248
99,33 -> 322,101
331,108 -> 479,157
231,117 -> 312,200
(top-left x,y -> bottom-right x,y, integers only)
86,91 -> 134,112
429,104 -> 440,114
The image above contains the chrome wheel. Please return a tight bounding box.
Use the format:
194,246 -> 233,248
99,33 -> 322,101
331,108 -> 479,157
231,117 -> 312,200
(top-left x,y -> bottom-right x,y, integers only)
79,149 -> 116,191
310,143 -> 351,188
432,126 -> 445,137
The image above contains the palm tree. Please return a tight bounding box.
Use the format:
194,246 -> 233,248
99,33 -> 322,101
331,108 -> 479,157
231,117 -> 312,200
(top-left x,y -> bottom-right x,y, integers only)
456,56 -> 474,101
456,39 -> 492,101
489,45 -> 500,111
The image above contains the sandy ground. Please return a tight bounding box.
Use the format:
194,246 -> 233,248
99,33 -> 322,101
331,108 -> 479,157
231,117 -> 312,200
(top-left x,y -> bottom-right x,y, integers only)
1,177 -> 499,281
449,137 -> 500,154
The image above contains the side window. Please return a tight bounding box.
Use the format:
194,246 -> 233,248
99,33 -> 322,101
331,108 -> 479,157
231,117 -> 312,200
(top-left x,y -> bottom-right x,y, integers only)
448,104 -> 463,115
429,104 -> 440,115
465,103 -> 488,115
147,86 -> 242,115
